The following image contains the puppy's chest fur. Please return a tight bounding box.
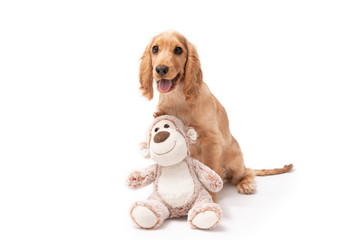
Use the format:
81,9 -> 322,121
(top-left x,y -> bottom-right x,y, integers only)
157,161 -> 195,208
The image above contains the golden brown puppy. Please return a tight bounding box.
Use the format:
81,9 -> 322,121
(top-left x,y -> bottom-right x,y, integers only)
139,31 -> 293,202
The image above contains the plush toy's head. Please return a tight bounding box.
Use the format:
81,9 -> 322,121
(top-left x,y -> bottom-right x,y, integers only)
140,115 -> 197,167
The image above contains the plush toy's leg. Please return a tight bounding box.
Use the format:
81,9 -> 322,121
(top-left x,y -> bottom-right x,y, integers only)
130,200 -> 169,230
188,190 -> 222,230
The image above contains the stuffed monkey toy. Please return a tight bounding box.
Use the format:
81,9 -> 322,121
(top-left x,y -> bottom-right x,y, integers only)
126,115 -> 223,230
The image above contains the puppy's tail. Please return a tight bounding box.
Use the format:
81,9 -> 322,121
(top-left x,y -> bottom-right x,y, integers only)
253,164 -> 293,176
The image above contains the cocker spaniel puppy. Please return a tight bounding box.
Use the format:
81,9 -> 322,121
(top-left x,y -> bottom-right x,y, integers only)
139,31 -> 292,201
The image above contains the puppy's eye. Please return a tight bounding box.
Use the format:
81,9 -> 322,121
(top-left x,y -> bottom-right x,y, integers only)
155,127 -> 159,132
174,47 -> 182,55
164,124 -> 170,128
152,46 -> 159,54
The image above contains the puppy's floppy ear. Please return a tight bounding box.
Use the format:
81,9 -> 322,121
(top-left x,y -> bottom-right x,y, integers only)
139,42 -> 154,100
186,127 -> 197,144
139,142 -> 150,158
183,40 -> 203,103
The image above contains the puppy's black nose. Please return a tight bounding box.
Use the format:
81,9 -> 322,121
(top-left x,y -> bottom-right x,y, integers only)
153,131 -> 170,143
155,65 -> 169,76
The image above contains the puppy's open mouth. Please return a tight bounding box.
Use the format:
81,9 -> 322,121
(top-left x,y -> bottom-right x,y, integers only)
157,73 -> 180,93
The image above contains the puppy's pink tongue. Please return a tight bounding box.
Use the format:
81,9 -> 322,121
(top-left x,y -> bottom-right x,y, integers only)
159,79 -> 172,93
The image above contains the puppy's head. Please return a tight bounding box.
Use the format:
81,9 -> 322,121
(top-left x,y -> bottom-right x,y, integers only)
139,115 -> 197,166
139,31 -> 203,103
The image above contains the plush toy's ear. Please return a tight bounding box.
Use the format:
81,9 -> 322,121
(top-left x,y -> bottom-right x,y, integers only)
186,127 -> 197,144
139,142 -> 150,159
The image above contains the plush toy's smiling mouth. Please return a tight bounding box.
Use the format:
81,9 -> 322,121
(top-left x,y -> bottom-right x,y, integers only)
157,73 -> 180,93
153,141 -> 177,155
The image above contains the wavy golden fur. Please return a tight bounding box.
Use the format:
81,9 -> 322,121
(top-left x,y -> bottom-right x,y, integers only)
139,31 -> 293,201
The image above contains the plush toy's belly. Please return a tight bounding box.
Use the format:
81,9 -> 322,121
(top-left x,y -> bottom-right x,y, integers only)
157,161 -> 195,208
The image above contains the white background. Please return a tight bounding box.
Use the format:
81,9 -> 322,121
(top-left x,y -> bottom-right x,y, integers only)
1,0 -> 359,239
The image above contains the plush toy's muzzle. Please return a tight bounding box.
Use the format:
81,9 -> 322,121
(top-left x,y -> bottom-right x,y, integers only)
149,121 -> 188,167
139,115 -> 197,161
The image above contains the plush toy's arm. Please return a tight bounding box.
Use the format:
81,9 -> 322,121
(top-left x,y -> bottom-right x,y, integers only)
126,164 -> 158,190
192,159 -> 223,192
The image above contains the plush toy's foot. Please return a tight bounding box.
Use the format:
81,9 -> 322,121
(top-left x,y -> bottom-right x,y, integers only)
188,203 -> 222,230
130,200 -> 169,230
192,210 -> 219,229
131,205 -> 158,229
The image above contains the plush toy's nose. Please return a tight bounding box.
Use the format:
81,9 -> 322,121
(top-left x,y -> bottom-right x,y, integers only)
153,131 -> 170,143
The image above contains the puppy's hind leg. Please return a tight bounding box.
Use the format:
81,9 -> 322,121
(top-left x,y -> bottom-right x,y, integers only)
236,168 -> 256,194
224,145 -> 256,194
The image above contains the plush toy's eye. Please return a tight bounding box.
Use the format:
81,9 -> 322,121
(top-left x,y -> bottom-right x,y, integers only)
154,127 -> 159,132
164,124 -> 169,128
